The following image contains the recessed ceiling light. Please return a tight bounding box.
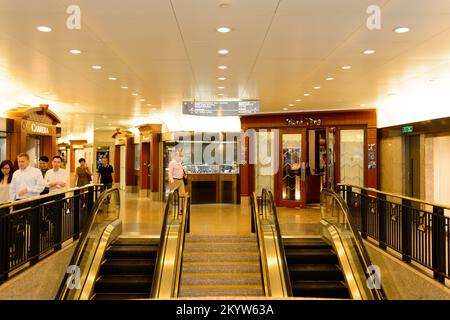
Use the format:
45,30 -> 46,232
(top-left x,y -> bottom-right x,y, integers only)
37,26 -> 52,33
360,104 -> 367,107
121,86 -> 128,89
218,65 -> 228,70
304,93 -> 311,96
92,65 -> 102,70
326,77 -> 335,81
69,49 -> 81,54
146,104 -> 152,106
218,77 -> 227,81
289,104 -> 295,107
217,86 -> 225,89
341,66 -> 352,70
295,99 -> 302,102
217,27 -> 231,33
394,27 -> 410,33
218,93 -> 224,96
131,93 -> 138,96
108,77 -> 117,81
313,86 -> 321,90
82,110 -> 87,113
363,49 -> 375,55
218,49 -> 229,55
283,108 -> 289,111
139,99 -> 145,102
73,102 -> 79,105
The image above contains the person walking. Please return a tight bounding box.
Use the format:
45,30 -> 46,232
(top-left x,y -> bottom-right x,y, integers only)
75,158 -> 92,187
168,149 -> 186,196
97,157 -> 114,189
9,153 -> 45,202
45,156 -> 70,193
0,160 -> 16,204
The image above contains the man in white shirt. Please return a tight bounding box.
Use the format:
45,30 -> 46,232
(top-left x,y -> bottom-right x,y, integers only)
45,156 -> 70,193
9,153 -> 46,202
168,150 -> 186,196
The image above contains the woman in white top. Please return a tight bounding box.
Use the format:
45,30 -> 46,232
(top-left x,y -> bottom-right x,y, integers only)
0,160 -> 16,204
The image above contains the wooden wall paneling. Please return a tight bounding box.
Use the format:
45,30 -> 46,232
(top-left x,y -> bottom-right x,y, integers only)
140,142 -> 150,190
151,135 -> 160,192
114,145 -> 120,183
126,138 -> 134,186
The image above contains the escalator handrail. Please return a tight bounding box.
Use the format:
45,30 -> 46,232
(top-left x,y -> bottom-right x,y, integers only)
173,193 -> 190,297
265,190 -> 293,297
55,187 -> 120,300
151,190 -> 178,297
251,192 -> 270,296
321,188 -> 385,300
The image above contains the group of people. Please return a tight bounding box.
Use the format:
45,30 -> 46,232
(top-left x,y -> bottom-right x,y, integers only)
0,153 -> 114,205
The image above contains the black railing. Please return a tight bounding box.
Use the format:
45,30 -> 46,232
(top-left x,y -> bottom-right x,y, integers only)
339,184 -> 450,284
0,184 -> 104,284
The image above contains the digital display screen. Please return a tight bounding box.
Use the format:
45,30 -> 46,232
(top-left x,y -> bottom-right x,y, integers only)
182,100 -> 259,116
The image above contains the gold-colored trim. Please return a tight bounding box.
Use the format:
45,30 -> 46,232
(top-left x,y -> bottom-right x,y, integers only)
253,193 -> 270,297
338,183 -> 450,210
79,219 -> 122,300
0,184 -> 103,209
173,193 -> 189,297
320,220 -> 363,300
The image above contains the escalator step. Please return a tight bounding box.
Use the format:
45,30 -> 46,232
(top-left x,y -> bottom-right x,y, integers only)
285,249 -> 338,264
100,259 -> 156,275
91,293 -> 150,300
94,275 -> 152,293
283,238 -> 332,250
105,245 -> 158,259
113,238 -> 159,246
291,281 -> 350,299
288,264 -> 344,281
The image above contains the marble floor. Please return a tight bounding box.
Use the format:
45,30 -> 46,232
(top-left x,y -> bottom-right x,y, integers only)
119,191 -> 321,237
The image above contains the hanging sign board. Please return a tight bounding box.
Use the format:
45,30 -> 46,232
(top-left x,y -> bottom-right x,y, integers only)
182,101 -> 259,116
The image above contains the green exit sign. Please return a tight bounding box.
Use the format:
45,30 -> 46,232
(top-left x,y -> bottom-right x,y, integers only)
402,126 -> 414,133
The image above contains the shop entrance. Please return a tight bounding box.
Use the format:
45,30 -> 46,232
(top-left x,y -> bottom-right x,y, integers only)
276,128 -> 307,208
306,129 -> 327,204
26,136 -> 42,167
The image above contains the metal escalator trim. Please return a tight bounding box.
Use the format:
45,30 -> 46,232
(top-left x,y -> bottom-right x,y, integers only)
173,194 -> 190,298
79,219 -> 122,300
253,193 -> 271,297
320,220 -> 363,300
261,222 -> 289,297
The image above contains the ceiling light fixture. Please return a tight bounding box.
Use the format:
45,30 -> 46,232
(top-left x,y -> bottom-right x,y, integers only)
131,93 -> 138,96
218,93 -> 224,96
289,104 -> 295,107
283,108 -> 289,111
37,26 -> 52,33
341,66 -> 352,70
296,99 -> 302,102
121,86 -> 128,89
218,65 -> 228,70
394,27 -> 410,33
108,77 -> 117,80
217,27 -> 231,33
218,49 -> 229,55
146,104 -> 152,106
218,77 -> 227,81
139,99 -> 145,102
92,65 -> 102,70
363,49 -> 375,55
313,86 -> 321,89
304,93 -> 311,96
69,49 -> 81,54
217,86 -> 225,89
326,77 -> 335,81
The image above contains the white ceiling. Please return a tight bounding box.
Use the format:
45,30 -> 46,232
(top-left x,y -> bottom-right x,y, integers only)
1,0 -> 450,138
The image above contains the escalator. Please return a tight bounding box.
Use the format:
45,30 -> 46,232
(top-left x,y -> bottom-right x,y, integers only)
251,189 -> 385,300
56,188 -> 190,300
91,238 -> 158,300
284,237 -> 350,299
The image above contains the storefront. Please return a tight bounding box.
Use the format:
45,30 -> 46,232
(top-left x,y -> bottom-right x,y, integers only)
5,104 -> 60,165
162,131 -> 240,204
240,110 -> 378,207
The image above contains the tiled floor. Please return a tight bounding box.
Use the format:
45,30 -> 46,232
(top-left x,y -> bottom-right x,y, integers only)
119,191 -> 321,237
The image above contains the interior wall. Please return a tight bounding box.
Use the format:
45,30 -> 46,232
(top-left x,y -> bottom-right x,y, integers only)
427,135 -> 450,209
379,136 -> 404,195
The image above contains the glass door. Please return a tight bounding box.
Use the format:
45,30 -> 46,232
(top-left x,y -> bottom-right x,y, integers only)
278,129 -> 307,207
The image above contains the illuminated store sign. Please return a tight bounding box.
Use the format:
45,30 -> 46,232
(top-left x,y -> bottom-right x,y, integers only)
286,118 -> 322,126
22,120 -> 54,136
182,101 -> 259,116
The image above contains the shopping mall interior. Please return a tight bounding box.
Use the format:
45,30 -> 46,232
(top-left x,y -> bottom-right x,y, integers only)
0,0 -> 450,306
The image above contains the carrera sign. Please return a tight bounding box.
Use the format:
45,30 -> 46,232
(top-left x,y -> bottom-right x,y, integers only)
22,120 -> 54,136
